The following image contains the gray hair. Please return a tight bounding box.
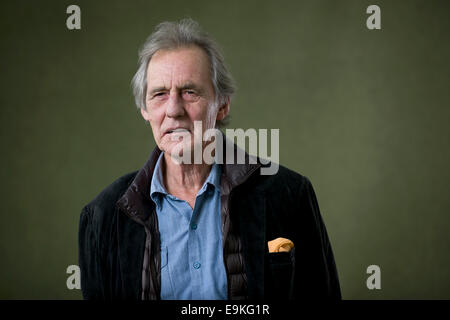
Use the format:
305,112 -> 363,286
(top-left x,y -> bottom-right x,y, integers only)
131,18 -> 235,128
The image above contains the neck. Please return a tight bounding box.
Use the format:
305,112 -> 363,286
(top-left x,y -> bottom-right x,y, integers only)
162,152 -> 212,197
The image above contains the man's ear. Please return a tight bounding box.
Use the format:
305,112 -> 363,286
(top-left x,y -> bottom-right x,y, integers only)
216,97 -> 230,121
140,107 -> 150,122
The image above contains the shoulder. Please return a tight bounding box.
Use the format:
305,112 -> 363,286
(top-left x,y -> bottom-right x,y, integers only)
80,171 -> 138,223
254,163 -> 313,197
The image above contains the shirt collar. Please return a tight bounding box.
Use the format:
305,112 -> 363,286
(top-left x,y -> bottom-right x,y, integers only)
150,152 -> 168,205
202,160 -> 222,194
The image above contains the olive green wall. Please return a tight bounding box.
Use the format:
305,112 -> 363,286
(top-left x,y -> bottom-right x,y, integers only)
1,0 -> 449,299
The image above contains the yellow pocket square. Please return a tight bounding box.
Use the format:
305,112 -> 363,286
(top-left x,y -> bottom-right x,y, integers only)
268,237 -> 294,253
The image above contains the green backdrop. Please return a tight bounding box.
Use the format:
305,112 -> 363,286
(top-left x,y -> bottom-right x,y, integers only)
1,0 -> 449,299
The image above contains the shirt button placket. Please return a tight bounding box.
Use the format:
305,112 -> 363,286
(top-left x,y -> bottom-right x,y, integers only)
188,205 -> 202,299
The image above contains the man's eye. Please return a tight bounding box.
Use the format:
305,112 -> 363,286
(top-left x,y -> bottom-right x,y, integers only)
183,90 -> 197,97
153,92 -> 166,98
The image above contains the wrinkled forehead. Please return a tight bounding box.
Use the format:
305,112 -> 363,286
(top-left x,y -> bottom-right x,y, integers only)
146,46 -> 213,91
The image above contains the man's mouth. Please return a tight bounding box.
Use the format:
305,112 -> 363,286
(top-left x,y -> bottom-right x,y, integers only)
166,128 -> 190,134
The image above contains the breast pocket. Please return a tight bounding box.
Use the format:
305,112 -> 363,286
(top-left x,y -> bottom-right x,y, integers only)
265,247 -> 295,300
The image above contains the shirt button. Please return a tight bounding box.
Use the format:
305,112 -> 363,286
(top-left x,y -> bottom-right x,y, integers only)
193,262 -> 201,269
191,223 -> 198,230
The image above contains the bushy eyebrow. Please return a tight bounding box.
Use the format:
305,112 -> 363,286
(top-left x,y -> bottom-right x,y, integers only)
148,86 -> 167,96
179,82 -> 204,93
147,82 -> 205,96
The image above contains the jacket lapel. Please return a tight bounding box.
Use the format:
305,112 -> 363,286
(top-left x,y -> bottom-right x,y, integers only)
237,190 -> 266,299
116,147 -> 162,299
220,137 -> 265,299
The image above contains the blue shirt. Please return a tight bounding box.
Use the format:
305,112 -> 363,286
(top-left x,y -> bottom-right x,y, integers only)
150,152 -> 228,300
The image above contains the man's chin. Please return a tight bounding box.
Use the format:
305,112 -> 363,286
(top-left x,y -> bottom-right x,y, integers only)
161,142 -> 196,165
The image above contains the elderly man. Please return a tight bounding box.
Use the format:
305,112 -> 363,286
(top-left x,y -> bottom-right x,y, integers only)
79,18 -> 341,300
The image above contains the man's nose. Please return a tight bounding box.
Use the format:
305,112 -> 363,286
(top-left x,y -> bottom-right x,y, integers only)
165,91 -> 185,118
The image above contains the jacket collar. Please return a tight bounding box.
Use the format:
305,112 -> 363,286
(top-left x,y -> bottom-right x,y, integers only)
116,132 -> 262,224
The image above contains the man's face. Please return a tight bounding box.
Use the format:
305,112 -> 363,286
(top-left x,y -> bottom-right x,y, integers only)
141,46 -> 228,160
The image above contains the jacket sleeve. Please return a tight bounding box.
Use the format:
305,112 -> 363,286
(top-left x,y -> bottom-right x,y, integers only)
78,205 -> 105,299
298,177 -> 342,299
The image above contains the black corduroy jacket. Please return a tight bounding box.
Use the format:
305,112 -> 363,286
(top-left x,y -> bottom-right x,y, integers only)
78,143 -> 341,300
